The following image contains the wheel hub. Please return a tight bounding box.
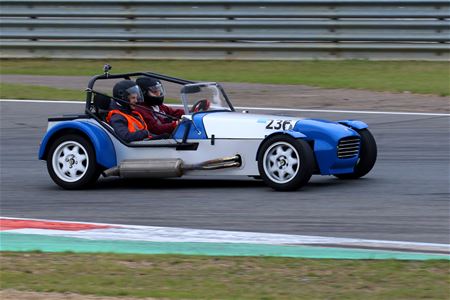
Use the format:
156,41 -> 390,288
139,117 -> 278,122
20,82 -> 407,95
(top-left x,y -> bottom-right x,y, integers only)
66,155 -> 77,168
277,156 -> 288,169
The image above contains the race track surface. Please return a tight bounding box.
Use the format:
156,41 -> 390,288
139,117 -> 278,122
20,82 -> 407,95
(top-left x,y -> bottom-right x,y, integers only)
1,101 -> 449,244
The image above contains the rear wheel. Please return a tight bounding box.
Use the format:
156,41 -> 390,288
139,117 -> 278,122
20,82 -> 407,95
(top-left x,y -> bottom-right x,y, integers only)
258,135 -> 313,191
47,134 -> 100,189
334,129 -> 377,179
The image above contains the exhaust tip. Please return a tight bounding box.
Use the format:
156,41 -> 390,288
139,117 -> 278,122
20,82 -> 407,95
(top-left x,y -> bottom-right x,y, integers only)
103,166 -> 119,177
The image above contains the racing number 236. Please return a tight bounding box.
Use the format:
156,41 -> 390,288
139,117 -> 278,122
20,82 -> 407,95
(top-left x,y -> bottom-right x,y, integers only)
266,120 -> 294,130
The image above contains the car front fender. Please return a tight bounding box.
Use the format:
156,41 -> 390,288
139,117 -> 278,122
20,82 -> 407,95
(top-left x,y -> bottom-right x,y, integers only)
255,130 -> 308,160
267,130 -> 307,140
337,120 -> 368,130
38,120 -> 116,169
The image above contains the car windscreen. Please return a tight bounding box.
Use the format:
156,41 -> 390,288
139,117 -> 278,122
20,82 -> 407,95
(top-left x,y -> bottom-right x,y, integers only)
180,83 -> 232,114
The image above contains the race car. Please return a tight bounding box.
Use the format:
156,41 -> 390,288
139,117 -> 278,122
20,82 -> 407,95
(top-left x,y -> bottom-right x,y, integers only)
38,66 -> 377,191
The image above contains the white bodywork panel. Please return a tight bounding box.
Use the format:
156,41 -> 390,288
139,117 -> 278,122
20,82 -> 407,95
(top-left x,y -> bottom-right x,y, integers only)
115,138 -> 261,176
83,112 -> 303,177
83,119 -> 262,176
202,112 -> 302,139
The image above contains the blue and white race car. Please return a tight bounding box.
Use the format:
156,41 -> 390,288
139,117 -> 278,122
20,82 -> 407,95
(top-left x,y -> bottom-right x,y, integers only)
39,67 -> 377,191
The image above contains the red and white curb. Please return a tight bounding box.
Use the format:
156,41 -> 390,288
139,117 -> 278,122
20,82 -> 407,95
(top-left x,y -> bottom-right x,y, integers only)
1,217 -> 449,254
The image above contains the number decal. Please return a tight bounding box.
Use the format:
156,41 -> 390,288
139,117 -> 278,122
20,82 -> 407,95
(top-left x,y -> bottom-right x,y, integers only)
283,120 -> 294,130
265,120 -> 294,130
274,120 -> 282,129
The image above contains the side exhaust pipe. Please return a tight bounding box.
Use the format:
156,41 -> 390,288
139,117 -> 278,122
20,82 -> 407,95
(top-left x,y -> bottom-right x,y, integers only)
103,155 -> 241,178
103,159 -> 184,178
184,155 -> 241,171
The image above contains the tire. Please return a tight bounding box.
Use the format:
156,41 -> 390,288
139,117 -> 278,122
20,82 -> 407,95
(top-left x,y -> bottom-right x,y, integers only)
46,134 -> 100,189
334,129 -> 377,179
257,135 -> 314,191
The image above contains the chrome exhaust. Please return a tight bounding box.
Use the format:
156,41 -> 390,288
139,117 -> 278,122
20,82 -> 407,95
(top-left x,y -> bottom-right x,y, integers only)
185,155 -> 241,171
103,155 -> 241,178
103,159 -> 184,178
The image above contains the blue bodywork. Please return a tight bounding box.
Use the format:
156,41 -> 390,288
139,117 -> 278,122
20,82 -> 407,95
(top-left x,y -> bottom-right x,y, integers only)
38,120 -> 116,169
293,119 -> 364,175
337,120 -> 368,130
172,112 -> 209,140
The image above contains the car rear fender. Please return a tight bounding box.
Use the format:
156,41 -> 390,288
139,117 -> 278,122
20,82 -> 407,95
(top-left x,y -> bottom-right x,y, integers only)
38,120 -> 116,169
255,130 -> 307,160
337,120 -> 368,130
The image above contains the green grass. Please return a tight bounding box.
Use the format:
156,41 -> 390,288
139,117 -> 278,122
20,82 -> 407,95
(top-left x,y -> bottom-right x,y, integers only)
1,252 -> 449,299
0,83 -> 84,101
0,82 -> 178,103
1,59 -> 449,96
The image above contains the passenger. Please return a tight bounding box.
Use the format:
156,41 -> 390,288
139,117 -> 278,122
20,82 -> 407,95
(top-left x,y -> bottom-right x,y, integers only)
106,80 -> 151,142
135,77 -> 184,135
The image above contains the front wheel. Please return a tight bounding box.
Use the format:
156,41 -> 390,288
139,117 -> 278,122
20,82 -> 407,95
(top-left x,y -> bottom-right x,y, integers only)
334,129 -> 377,179
46,134 -> 100,189
257,135 -> 314,191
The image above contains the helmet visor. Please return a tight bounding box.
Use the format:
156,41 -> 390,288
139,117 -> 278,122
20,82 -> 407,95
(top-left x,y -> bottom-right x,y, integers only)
125,85 -> 144,103
147,82 -> 165,97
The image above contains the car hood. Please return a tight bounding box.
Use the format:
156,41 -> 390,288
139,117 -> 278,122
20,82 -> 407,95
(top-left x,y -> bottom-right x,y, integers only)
201,111 -> 357,140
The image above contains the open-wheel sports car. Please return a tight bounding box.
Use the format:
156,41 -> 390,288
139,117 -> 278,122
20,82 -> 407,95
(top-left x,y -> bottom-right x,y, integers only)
39,66 -> 377,191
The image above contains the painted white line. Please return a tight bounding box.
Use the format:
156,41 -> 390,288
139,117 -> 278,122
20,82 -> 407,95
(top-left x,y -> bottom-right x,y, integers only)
0,99 -> 84,104
1,98 -> 448,117
235,106 -> 450,117
2,217 -> 449,253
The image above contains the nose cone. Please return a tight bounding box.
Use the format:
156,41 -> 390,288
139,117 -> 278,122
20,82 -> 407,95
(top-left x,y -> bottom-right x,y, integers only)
294,119 -> 357,141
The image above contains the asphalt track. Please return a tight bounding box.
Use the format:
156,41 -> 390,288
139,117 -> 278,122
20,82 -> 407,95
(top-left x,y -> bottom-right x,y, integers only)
0,101 -> 449,244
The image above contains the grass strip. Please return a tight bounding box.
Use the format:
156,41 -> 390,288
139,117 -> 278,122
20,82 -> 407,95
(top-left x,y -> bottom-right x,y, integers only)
1,232 -> 448,261
1,252 -> 449,300
0,83 -> 84,101
0,83 -> 179,103
1,59 -> 449,96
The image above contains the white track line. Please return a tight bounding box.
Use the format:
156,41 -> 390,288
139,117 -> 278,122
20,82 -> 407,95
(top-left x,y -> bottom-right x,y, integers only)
235,106 -> 450,117
2,217 -> 449,253
1,98 -> 449,117
0,99 -> 84,104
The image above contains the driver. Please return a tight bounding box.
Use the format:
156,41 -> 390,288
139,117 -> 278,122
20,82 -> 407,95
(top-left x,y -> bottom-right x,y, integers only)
106,80 -> 151,142
135,77 -> 184,135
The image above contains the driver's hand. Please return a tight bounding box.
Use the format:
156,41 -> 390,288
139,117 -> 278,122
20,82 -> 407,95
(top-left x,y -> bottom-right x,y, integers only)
204,99 -> 211,110
193,99 -> 211,112
171,119 -> 180,128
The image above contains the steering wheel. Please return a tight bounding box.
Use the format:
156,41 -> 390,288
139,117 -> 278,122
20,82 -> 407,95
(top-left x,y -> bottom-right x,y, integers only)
191,99 -> 211,113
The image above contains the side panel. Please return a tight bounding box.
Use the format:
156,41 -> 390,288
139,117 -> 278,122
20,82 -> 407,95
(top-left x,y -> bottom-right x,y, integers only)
201,112 -> 302,139
110,137 -> 262,176
38,120 -> 116,168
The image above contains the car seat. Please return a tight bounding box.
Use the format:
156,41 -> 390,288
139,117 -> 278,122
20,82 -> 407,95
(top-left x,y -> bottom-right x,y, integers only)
93,93 -> 111,120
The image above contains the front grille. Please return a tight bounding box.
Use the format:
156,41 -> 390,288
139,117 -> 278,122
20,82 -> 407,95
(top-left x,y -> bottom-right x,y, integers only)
337,137 -> 360,159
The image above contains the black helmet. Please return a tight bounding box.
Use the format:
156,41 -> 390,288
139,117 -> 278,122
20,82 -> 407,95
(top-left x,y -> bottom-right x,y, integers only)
136,77 -> 165,106
112,80 -> 143,110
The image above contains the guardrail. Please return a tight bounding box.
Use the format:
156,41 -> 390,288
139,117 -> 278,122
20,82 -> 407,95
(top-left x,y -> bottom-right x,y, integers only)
1,0 -> 449,60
